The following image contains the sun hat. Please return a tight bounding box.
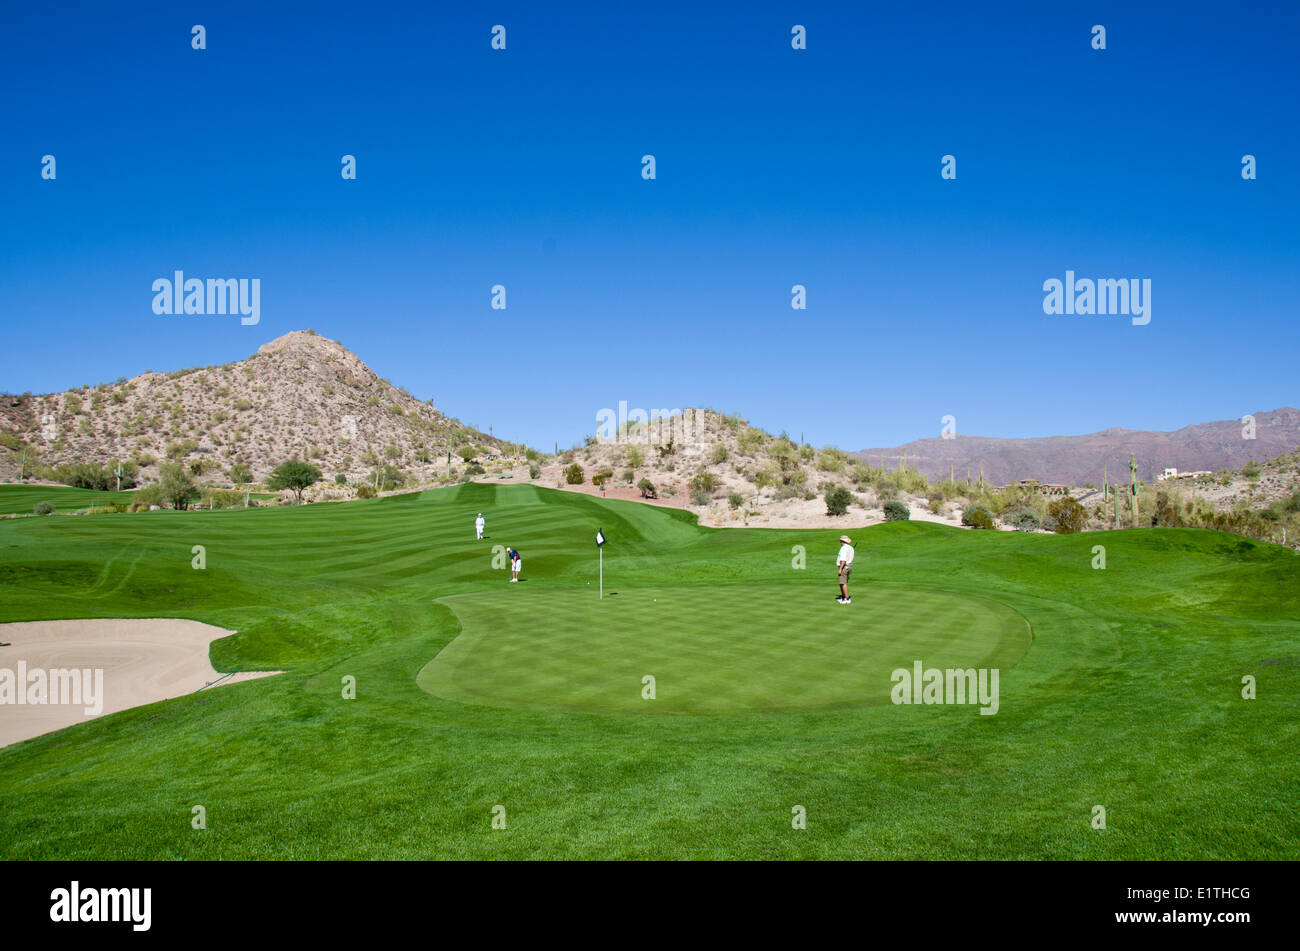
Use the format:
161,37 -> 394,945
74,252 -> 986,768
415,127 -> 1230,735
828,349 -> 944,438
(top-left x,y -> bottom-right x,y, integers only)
839,535 -> 852,544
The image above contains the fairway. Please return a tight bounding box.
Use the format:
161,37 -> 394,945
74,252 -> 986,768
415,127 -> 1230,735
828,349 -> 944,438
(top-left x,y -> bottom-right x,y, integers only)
1,481 -> 1298,860
419,584 -> 1031,713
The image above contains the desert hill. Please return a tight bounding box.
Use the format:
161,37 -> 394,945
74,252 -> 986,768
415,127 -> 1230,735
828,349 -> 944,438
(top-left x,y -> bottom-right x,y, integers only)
0,330 -> 508,486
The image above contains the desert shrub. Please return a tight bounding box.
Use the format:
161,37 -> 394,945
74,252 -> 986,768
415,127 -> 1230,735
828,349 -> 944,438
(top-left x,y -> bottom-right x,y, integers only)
463,463 -> 485,477
356,484 -> 377,499
564,463 -> 584,485
334,473 -> 347,485
728,492 -> 744,509
896,467 -> 930,494
64,394 -> 82,415
234,398 -> 252,411
752,465 -> 779,490
60,460 -> 137,491
623,445 -> 644,468
592,467 -> 614,487
737,427 -> 765,453
637,478 -> 657,499
690,472 -> 721,494
825,486 -> 853,516
962,504 -> 995,529
1045,496 -> 1087,534
1242,460 -> 1261,480
34,501 -> 54,515
366,464 -> 408,491
718,411 -> 746,431
710,443 -> 729,464
1009,508 -> 1041,532
166,439 -> 198,460
817,448 -> 848,472
529,464 -> 541,480
227,463 -> 252,483
690,488 -> 710,506
883,499 -> 910,521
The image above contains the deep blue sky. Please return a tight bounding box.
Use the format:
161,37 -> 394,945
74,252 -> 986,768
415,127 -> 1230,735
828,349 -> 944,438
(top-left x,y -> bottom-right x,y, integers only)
2,1 -> 1297,451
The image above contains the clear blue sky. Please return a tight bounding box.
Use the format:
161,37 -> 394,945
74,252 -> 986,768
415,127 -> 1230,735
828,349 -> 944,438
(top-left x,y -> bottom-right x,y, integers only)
2,0 -> 1296,452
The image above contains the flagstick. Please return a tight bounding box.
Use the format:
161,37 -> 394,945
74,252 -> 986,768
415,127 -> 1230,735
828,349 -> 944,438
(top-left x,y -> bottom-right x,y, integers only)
599,546 -> 603,600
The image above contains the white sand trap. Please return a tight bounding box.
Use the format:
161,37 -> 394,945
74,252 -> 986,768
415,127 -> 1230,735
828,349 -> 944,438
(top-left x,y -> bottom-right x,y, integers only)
0,619 -> 280,748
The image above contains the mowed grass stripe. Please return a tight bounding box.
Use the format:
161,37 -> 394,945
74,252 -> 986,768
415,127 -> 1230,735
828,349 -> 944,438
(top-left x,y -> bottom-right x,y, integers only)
419,583 -> 1030,713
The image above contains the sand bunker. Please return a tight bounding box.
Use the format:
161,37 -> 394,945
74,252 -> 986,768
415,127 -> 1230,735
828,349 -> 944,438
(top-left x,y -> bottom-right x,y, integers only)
0,618 -> 279,748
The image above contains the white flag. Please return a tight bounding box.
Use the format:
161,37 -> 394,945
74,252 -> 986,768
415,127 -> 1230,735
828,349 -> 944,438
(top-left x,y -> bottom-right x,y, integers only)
596,529 -> 606,547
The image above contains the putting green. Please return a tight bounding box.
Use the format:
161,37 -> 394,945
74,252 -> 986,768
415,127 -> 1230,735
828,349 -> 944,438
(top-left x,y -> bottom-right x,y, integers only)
418,583 -> 1032,714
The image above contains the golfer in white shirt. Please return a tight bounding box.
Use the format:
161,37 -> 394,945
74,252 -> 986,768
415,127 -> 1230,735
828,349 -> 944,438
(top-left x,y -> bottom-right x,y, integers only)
475,513 -> 485,539
836,534 -> 855,604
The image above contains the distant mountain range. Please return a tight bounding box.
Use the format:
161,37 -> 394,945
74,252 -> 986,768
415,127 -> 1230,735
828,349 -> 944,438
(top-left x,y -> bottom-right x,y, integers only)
857,408 -> 1300,487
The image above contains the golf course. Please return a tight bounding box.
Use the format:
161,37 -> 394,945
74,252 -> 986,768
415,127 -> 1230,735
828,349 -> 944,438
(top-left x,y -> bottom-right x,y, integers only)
1,482 -> 1297,859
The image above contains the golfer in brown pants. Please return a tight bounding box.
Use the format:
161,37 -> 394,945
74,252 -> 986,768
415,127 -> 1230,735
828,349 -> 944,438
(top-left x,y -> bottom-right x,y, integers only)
836,534 -> 855,604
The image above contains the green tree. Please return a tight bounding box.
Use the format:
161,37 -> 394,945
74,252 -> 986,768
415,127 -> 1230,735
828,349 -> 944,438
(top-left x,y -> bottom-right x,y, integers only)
228,463 -> 253,484
267,459 -> 322,502
157,462 -> 197,510
637,477 -> 657,499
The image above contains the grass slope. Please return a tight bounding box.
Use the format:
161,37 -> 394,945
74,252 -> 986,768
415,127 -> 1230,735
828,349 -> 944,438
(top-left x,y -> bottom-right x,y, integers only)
0,482 -> 1297,859
0,485 -> 137,514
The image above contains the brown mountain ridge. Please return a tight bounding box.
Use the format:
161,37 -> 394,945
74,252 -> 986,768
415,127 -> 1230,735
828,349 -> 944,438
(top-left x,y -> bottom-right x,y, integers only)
857,407 -> 1300,487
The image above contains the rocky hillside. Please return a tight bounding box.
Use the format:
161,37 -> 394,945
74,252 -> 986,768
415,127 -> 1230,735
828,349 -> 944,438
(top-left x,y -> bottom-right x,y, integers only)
858,407 -> 1300,487
507,410 -> 918,528
0,331 -> 508,485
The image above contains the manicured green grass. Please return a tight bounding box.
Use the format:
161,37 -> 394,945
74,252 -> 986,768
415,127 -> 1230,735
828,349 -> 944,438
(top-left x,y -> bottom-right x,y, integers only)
420,584 -> 1030,713
0,482 -> 1297,859
0,484 -> 137,514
